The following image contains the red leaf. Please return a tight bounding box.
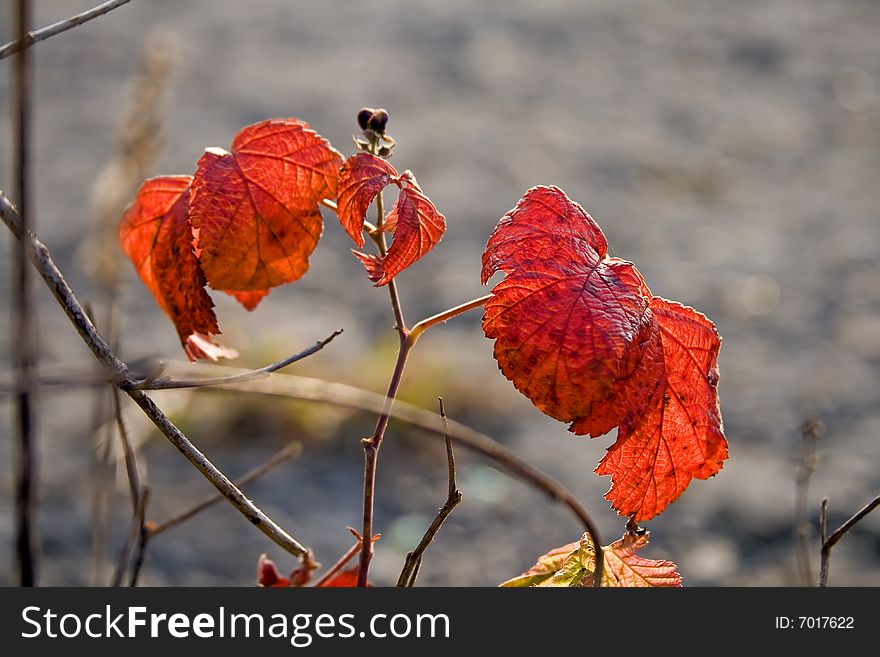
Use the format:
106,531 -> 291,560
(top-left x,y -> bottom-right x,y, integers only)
482,186 -> 726,520
482,184 -> 608,283
118,176 -> 236,361
482,187 -> 652,426
601,532 -> 682,587
256,554 -> 290,588
336,152 -> 398,247
190,118 -> 342,297
353,171 -> 447,286
225,289 -> 270,311
596,298 -> 727,521
316,565 -> 366,588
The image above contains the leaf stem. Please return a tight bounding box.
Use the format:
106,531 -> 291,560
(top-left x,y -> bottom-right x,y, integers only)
409,294 -> 492,344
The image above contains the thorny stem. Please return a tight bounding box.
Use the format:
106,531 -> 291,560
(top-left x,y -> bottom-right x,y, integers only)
0,0 -> 133,61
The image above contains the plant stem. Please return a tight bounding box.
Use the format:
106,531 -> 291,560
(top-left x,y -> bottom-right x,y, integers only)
409,294 -> 491,343
13,0 -> 38,587
357,334 -> 413,586
356,138 -> 410,586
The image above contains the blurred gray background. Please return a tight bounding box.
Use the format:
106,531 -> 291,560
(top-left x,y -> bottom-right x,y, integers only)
1,0 -> 878,586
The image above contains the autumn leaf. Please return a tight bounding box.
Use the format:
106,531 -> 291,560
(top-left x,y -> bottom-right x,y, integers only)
256,553 -> 290,588
315,566 -> 365,588
336,152 -> 397,247
482,185 -> 726,520
595,297 -> 727,521
256,551 -> 320,588
499,531 -> 681,588
600,532 -> 682,587
118,176 -> 237,362
225,289 -> 270,311
338,152 -> 447,286
497,539 -> 581,588
190,118 -> 342,308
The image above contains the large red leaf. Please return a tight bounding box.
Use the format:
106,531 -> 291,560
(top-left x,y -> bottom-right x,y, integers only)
336,152 -> 398,247
482,186 -> 726,520
190,118 -> 342,308
482,186 -> 653,428
596,298 -> 727,521
119,176 -> 236,362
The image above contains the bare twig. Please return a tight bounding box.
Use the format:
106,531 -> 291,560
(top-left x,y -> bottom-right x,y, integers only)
136,330 -> 343,390
0,334 -> 341,394
149,441 -> 303,536
112,387 -> 142,511
0,0 -> 133,61
129,506 -> 151,587
397,398 -> 462,587
0,194 -> 311,558
111,485 -> 150,587
795,418 -> 823,586
12,0 -> 38,587
819,497 -> 828,547
819,494 -> 880,587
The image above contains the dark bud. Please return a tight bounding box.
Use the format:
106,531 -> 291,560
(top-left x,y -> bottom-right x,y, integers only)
357,108 -> 374,131
378,145 -> 393,157
368,108 -> 389,133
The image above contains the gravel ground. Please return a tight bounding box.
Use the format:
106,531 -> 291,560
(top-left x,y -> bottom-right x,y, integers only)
0,0 -> 878,586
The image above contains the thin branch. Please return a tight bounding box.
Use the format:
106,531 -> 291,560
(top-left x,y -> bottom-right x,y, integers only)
129,505 -> 151,587
0,0 -> 133,61
409,294 -> 492,343
397,398 -> 462,587
794,418 -> 823,586
111,484 -> 150,587
0,194 -> 310,558
112,386 -> 141,510
149,441 -> 303,536
819,493 -> 880,587
136,330 -> 343,390
819,497 -> 828,547
12,0 -> 38,587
